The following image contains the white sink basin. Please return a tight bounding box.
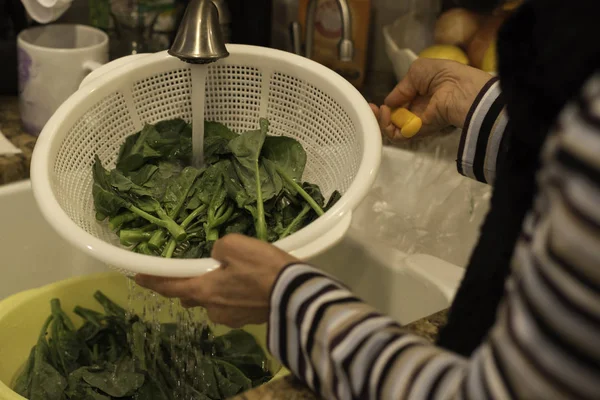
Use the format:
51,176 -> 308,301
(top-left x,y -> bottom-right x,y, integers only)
0,181 -> 106,300
0,137 -> 490,325
311,138 -> 491,324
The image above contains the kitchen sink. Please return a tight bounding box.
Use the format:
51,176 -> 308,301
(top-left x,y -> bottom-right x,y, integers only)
312,135 -> 491,324
0,135 -> 490,325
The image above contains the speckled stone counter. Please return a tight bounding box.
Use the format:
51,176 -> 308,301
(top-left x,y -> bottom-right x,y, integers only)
0,95 -> 449,399
0,97 -> 37,185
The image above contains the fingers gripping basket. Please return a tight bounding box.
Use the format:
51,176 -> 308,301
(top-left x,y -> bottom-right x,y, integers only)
30,45 -> 381,277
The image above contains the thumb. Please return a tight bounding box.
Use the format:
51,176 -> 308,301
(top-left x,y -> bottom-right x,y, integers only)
385,58 -> 449,109
384,76 -> 417,109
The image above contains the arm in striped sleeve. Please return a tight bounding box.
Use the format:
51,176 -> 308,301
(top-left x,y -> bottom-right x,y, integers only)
268,74 -> 600,400
457,77 -> 509,184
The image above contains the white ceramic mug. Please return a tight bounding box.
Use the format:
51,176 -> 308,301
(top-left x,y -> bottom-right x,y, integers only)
17,24 -> 109,135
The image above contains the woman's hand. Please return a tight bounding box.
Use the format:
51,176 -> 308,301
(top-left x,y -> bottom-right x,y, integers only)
370,58 -> 494,142
135,234 -> 298,328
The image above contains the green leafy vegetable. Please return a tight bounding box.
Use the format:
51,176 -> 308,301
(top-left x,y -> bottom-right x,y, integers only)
13,292 -> 273,399
228,118 -> 269,240
91,117 -> 342,258
117,124 -> 162,173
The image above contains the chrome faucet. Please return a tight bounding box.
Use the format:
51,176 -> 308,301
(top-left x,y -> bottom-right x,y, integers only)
304,0 -> 354,62
169,0 -> 229,64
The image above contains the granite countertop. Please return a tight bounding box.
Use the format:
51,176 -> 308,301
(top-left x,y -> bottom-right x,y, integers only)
0,97 -> 37,185
0,95 -> 449,399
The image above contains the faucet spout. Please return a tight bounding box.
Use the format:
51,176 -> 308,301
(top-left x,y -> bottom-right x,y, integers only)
305,0 -> 354,62
169,0 -> 229,64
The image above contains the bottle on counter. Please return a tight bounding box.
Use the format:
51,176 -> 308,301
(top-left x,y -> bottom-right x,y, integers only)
297,0 -> 372,90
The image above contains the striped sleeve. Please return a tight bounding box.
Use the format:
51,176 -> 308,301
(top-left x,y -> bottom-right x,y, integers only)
457,77 -> 509,184
268,74 -> 600,400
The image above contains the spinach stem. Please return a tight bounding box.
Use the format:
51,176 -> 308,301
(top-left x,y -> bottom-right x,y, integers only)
126,205 -> 187,242
148,230 -> 167,250
164,240 -> 177,259
274,165 -> 324,216
181,204 -> 207,228
279,204 -> 311,239
136,241 -> 155,256
120,229 -> 154,246
163,204 -> 207,257
94,290 -> 127,319
108,211 -> 138,231
255,162 -> 267,241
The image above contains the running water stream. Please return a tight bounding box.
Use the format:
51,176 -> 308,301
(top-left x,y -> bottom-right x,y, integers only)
191,64 -> 208,168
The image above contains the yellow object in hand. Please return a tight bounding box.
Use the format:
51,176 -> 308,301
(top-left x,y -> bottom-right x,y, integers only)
390,108 -> 422,138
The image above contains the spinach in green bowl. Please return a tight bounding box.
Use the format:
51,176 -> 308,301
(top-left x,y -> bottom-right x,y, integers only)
13,291 -> 274,400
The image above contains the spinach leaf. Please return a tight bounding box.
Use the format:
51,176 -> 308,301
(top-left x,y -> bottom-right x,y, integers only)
80,357 -> 145,397
222,159 -> 252,208
190,160 -> 229,207
131,321 -> 148,371
261,136 -> 325,217
204,175 -> 233,241
227,119 -> 269,240
134,375 -> 171,400
204,121 -> 238,164
302,182 -> 325,207
29,316 -> 68,400
163,166 -> 201,218
92,155 -> 111,191
93,291 -> 126,320
261,135 -> 307,183
92,183 -> 127,221
143,161 -> 184,201
92,157 -> 128,220
223,213 -> 253,235
146,119 -> 190,161
278,203 -> 311,239
66,368 -> 110,400
31,361 -> 68,400
213,358 -> 252,397
13,346 -> 35,397
192,354 -> 221,399
325,190 -> 342,211
214,330 -> 269,374
154,119 -> 187,141
128,164 -> 158,186
50,299 -> 85,376
117,124 -> 162,173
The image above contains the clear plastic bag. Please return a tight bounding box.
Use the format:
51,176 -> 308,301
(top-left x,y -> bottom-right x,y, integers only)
353,132 -> 491,268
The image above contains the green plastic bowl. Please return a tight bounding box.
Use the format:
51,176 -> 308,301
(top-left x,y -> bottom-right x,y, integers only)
0,272 -> 288,399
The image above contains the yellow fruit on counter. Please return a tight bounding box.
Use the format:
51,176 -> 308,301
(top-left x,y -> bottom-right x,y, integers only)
419,45 -> 469,65
434,8 -> 480,47
481,41 -> 497,73
390,108 -> 422,138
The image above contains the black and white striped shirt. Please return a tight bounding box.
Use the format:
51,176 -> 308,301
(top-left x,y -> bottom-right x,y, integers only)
267,73 -> 600,399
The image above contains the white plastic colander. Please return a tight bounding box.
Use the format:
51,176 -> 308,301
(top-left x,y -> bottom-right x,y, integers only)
30,45 -> 381,277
